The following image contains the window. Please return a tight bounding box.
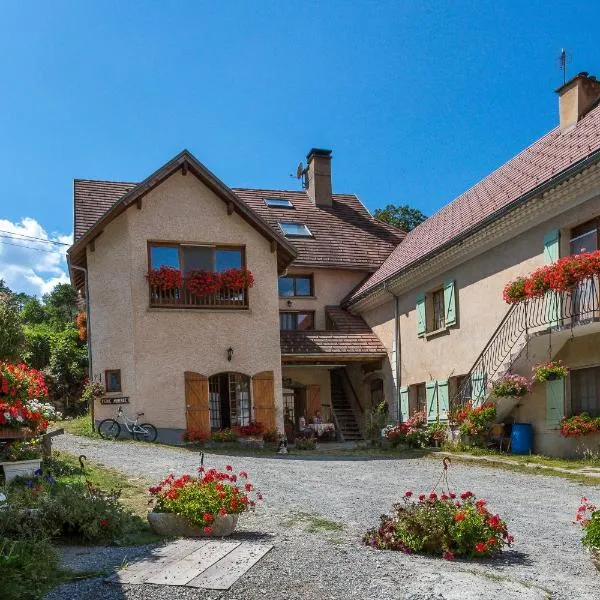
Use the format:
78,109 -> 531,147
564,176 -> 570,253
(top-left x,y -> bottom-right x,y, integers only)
208,373 -> 251,429
279,222 -> 313,238
280,311 -> 315,331
570,366 -> 600,417
409,383 -> 427,416
432,289 -> 445,331
105,370 -> 121,393
570,219 -> 599,255
278,274 -> 314,297
264,197 -> 294,209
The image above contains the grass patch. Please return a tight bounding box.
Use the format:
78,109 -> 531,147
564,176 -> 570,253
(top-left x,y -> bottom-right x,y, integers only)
61,414 -> 99,439
307,517 -> 344,532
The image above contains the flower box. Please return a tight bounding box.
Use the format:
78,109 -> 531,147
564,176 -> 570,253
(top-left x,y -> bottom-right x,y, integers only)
0,427 -> 32,440
147,512 -> 238,537
1,458 -> 41,483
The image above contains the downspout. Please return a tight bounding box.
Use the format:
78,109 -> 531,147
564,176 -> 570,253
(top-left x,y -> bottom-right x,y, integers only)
70,263 -> 94,430
383,282 -> 401,423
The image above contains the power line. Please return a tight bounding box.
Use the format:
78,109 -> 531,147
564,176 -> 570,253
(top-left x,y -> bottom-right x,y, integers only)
0,229 -> 70,246
0,239 -> 67,254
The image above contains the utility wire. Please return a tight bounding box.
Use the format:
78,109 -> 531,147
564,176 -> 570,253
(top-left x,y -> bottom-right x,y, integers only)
0,239 -> 67,254
0,229 -> 70,246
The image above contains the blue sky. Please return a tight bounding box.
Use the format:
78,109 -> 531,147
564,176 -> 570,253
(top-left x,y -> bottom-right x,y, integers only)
0,1 -> 597,295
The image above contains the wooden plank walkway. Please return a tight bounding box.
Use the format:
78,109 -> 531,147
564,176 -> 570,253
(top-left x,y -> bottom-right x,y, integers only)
106,539 -> 272,590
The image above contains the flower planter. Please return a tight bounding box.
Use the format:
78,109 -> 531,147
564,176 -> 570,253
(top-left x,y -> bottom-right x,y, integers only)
147,512 -> 239,537
588,547 -> 600,572
1,458 -> 41,483
0,427 -> 32,440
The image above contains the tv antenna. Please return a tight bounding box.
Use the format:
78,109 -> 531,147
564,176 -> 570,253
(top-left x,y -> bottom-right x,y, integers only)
292,161 -> 308,189
558,49 -> 571,85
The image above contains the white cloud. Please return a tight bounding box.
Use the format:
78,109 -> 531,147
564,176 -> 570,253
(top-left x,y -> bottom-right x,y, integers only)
0,218 -> 72,297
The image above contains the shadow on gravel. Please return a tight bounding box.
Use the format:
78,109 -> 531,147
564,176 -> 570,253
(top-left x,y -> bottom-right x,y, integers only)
457,549 -> 534,568
229,531 -> 275,542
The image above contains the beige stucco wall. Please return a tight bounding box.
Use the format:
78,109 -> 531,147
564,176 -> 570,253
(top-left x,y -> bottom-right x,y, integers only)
87,171 -> 283,433
279,267 -> 368,329
513,332 -> 600,457
281,367 -> 332,418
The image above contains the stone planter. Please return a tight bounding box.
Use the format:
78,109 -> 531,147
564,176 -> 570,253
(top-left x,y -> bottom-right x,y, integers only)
147,512 -> 239,537
1,458 -> 42,483
588,547 -> 600,572
0,427 -> 32,440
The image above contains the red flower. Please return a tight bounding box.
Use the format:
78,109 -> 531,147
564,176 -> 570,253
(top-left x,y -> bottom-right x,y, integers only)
203,513 -> 214,523
474,542 -> 487,553
218,508 -> 227,516
225,465 -> 233,471
460,491 -> 474,500
404,490 -> 413,498
454,512 -> 466,522
429,492 -> 437,500
418,494 -> 426,501
244,483 -> 252,492
443,551 -> 455,560
203,526 -> 213,535
100,519 -> 110,527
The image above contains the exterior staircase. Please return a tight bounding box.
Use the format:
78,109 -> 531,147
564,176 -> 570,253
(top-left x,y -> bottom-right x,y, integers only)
330,370 -> 363,442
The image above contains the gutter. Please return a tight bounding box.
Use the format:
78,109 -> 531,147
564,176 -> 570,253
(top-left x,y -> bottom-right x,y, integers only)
350,146 -> 600,306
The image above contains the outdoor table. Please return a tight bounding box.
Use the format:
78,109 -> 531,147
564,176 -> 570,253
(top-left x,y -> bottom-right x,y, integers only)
309,423 -> 335,437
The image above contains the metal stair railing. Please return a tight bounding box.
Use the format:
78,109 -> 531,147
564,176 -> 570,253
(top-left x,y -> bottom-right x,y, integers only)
452,275 -> 600,408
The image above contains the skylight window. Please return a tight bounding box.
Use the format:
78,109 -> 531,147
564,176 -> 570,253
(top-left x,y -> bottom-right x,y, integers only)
279,221 -> 313,238
264,197 -> 294,209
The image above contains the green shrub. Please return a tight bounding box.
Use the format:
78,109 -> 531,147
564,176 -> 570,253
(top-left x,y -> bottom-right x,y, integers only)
0,537 -> 61,600
576,497 -> 600,549
262,428 -> 279,444
294,437 -> 316,451
211,428 -> 238,443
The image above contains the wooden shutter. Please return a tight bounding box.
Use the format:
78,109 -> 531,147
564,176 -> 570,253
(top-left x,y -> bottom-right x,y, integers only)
437,379 -> 449,421
252,371 -> 276,430
544,228 -> 561,327
306,384 -> 321,421
546,379 -> 565,428
426,381 -> 438,422
416,293 -> 426,337
443,280 -> 456,326
399,386 -> 409,423
471,371 -> 487,407
184,371 -> 210,436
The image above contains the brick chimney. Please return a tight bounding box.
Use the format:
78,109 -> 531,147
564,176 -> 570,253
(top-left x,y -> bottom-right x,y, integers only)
306,148 -> 332,207
556,72 -> 600,130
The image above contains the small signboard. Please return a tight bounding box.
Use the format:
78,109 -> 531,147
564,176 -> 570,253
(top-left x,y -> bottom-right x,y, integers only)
100,396 -> 130,405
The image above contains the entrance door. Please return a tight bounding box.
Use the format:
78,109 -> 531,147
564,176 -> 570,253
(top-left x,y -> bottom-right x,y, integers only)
184,371 -> 210,437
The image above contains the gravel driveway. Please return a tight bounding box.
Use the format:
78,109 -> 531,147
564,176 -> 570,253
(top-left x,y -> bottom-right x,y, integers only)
46,434 -> 599,600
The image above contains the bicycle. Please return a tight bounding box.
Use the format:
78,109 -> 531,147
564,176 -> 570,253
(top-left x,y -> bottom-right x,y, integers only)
97,407 -> 158,442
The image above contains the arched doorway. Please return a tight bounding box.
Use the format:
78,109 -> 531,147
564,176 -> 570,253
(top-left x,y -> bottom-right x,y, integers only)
208,372 -> 251,430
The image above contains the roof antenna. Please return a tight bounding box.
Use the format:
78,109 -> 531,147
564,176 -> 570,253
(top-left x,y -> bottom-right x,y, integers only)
292,161 -> 308,190
558,49 -> 571,85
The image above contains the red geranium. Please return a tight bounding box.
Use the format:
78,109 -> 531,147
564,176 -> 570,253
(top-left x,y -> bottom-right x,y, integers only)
147,266 -> 183,291
186,271 -> 221,297
219,268 -> 254,290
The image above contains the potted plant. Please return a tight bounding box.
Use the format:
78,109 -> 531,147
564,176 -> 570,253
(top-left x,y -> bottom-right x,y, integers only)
147,465 -> 263,537
1,437 -> 43,483
427,421 -> 448,447
490,374 -> 530,398
219,268 -> 255,290
532,360 -> 569,383
575,496 -> 600,571
458,402 -> 497,447
559,413 -> 600,437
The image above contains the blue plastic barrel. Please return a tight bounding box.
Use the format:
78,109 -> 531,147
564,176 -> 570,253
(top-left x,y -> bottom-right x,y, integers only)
511,423 -> 533,455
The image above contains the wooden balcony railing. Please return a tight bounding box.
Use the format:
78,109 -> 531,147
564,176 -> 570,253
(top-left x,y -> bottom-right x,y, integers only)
149,281 -> 249,309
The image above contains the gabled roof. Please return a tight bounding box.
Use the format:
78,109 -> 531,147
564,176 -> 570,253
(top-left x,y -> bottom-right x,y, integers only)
349,102 -> 600,303
280,306 -> 387,360
68,150 -> 298,281
71,156 -> 405,274
233,189 -> 404,270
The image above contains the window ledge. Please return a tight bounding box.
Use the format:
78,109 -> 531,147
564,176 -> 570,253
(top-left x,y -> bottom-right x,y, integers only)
279,296 -> 318,300
424,327 -> 450,339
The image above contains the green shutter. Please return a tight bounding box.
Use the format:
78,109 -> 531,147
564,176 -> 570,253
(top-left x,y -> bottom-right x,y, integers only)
426,380 -> 438,422
543,228 -> 561,327
471,371 -> 487,407
546,379 -> 565,428
443,280 -> 456,326
416,293 -> 426,337
437,380 -> 449,421
399,386 -> 409,423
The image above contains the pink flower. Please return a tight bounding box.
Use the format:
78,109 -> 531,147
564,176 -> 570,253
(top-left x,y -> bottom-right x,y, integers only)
225,465 -> 233,471
404,490 -> 413,498
443,551 -> 455,560
203,526 -> 213,535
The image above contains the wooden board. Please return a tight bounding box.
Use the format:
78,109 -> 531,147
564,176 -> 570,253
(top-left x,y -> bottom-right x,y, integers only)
184,371 -> 210,436
145,541 -> 239,586
187,543 -> 273,590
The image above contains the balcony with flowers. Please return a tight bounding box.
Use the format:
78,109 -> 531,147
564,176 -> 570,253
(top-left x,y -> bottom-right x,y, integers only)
147,266 -> 254,309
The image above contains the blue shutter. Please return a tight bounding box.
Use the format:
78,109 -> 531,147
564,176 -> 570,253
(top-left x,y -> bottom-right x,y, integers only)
546,379 -> 565,428
426,381 -> 438,422
443,280 -> 457,326
437,380 -> 449,421
471,371 -> 487,407
416,293 -> 426,337
399,386 -> 409,423
544,229 -> 561,327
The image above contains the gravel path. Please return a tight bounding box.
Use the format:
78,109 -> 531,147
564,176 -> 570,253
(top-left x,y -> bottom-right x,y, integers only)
46,434 -> 599,600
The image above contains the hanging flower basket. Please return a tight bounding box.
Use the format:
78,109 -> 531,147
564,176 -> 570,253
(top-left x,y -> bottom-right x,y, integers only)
532,360 -> 569,383
219,268 -> 255,290
490,375 -> 530,398
187,271 -> 221,297
147,267 -> 183,291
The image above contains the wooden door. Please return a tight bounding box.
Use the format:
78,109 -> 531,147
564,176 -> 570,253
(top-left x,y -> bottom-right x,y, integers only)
184,371 -> 210,436
252,371 -> 276,430
306,384 -> 321,421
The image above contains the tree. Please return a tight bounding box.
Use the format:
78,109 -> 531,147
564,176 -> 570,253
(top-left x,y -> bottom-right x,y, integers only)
0,297 -> 24,360
43,283 -> 79,328
21,298 -> 48,325
374,204 -> 427,232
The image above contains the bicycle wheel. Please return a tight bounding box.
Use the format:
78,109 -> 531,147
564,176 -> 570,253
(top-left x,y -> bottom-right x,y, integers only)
133,423 -> 158,442
97,419 -> 121,440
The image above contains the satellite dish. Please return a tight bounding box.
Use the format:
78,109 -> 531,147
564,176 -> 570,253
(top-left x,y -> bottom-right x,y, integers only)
296,162 -> 304,179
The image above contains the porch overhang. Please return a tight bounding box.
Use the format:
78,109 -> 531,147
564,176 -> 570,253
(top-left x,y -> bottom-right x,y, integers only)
281,353 -> 386,364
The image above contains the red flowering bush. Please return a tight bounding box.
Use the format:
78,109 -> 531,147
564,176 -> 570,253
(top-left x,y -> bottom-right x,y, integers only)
233,421 -> 264,437
219,268 -> 255,290
456,402 -> 497,441
559,413 -> 600,437
186,271 -> 221,297
147,266 -> 183,291
503,250 -> 600,304
575,497 -> 600,550
149,466 -> 263,530
363,490 -> 513,559
385,411 -> 428,448
182,428 -> 210,444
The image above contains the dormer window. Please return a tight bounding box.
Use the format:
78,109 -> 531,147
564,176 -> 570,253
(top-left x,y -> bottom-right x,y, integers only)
264,197 -> 294,209
279,222 -> 313,238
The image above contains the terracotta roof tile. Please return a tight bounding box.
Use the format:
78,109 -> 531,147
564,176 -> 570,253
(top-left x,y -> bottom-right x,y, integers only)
351,103 -> 600,300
